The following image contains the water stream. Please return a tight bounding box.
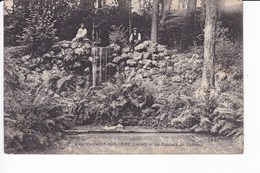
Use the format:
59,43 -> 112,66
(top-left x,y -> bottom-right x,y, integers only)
91,47 -> 112,87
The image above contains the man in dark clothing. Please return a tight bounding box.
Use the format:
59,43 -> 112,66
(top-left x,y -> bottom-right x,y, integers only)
129,27 -> 142,51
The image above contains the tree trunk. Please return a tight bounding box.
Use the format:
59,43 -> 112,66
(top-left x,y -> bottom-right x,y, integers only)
129,0 -> 132,35
219,0 -> 226,11
117,0 -> 130,29
177,0 -> 181,10
162,0 -> 172,20
151,0 -> 159,42
160,0 -> 164,17
143,0 -> 147,8
139,0 -> 142,9
187,0 -> 196,12
181,0 -> 197,50
98,0 -> 102,8
200,0 -> 219,92
12,0 -> 15,14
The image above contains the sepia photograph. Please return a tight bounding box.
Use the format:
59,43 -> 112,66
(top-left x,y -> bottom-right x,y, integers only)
3,0 -> 243,154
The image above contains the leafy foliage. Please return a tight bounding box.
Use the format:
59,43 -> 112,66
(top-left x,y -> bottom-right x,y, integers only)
4,6 -> 27,46
4,48 -> 74,153
21,1 -> 57,56
109,25 -> 128,47
215,22 -> 242,69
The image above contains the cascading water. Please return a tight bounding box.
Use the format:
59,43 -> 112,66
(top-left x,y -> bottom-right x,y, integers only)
91,47 -> 112,87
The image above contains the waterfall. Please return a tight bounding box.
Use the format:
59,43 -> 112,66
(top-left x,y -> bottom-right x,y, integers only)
98,47 -> 103,85
105,48 -> 108,82
91,47 -> 111,87
92,47 -> 97,87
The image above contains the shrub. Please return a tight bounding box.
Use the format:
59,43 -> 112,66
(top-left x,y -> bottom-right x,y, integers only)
21,1 -> 57,56
4,49 -> 73,153
109,25 -> 128,47
215,22 -> 242,68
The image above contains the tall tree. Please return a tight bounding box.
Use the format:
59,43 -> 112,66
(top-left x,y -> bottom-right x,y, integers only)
117,0 -> 130,28
162,0 -> 172,20
181,0 -> 197,49
139,0 -> 142,9
98,0 -> 102,8
177,0 -> 181,10
219,0 -> 226,11
200,0 -> 219,93
129,0 -> 132,35
160,0 -> 164,17
151,0 -> 159,42
142,0 -> 147,8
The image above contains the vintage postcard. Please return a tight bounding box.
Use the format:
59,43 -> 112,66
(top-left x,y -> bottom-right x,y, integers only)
4,0 -> 243,154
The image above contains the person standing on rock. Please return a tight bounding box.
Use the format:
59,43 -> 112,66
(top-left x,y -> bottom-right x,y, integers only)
73,23 -> 87,42
129,27 -> 142,52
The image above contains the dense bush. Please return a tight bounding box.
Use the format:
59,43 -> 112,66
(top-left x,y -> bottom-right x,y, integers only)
109,25 -> 128,47
21,1 -> 57,56
215,22 -> 243,69
4,6 -> 27,46
4,48 -> 74,153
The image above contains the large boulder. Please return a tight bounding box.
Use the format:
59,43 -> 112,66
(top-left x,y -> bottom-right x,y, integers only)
56,52 -> 63,59
158,52 -> 165,59
126,59 -> 137,66
173,62 -> 182,74
109,43 -> 121,53
164,56 -> 171,61
21,55 -> 31,62
133,52 -> 143,61
163,49 -> 171,56
122,46 -> 131,53
122,52 -> 130,59
71,42 -> 79,49
43,53 -> 52,62
124,66 -> 130,71
83,42 -> 91,49
135,43 -> 146,52
157,44 -> 167,53
216,71 -> 228,81
138,60 -> 143,65
172,75 -> 181,83
51,45 -> 61,54
148,43 -> 158,53
142,59 -> 152,69
143,52 -> 151,59
143,40 -> 153,47
43,53 -> 52,59
74,47 -> 85,56
58,40 -> 73,48
158,60 -> 168,68
166,66 -> 174,73
60,43 -> 70,48
151,60 -> 158,67
64,54 -> 73,62
142,59 -> 152,65
152,54 -> 159,60
64,48 -> 74,55
112,53 -> 129,64
113,56 -> 127,64
137,68 -> 145,74
128,52 -> 134,59
143,72 -> 150,78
